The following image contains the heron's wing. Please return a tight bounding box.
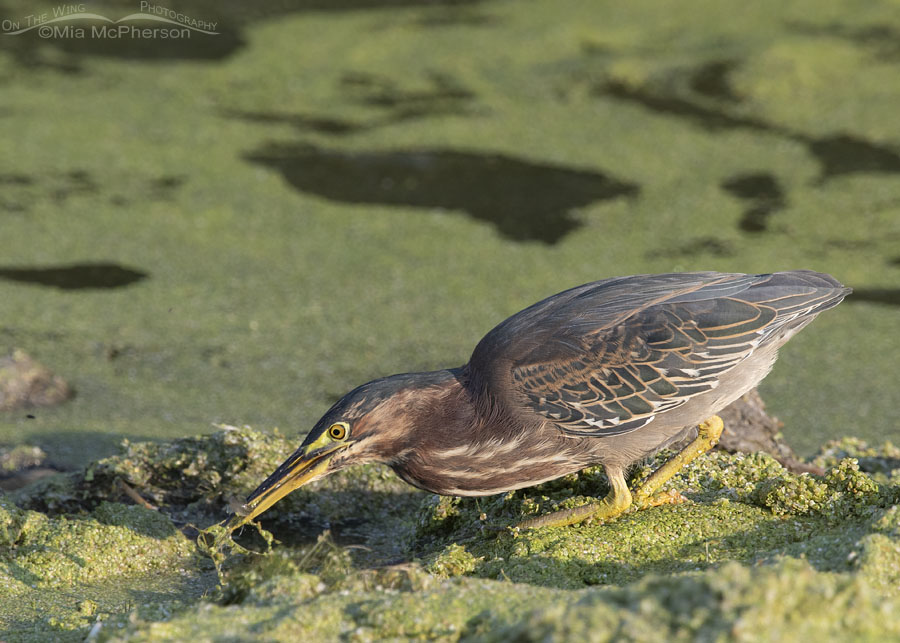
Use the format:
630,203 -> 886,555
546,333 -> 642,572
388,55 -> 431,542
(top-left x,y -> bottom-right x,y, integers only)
470,271 -> 848,437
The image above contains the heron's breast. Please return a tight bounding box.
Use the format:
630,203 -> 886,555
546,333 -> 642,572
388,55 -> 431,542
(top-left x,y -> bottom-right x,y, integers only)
392,431 -> 590,496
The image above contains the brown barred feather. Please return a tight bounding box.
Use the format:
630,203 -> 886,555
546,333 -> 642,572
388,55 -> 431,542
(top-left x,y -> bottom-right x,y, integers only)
471,271 -> 850,439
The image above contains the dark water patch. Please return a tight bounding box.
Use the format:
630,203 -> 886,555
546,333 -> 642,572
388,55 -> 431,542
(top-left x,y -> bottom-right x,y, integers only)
151,175 -> 186,190
689,59 -> 742,102
0,173 -> 34,213
0,174 -> 33,185
0,198 -> 27,213
222,109 -> 366,135
721,173 -> 782,200
1,170 -> 185,210
108,175 -> 188,206
47,25 -> 243,61
0,0 -> 492,70
0,262 -> 148,290
598,76 -> 900,184
340,69 -> 474,109
721,172 -> 786,232
148,175 -> 187,200
411,7 -> 501,28
599,81 -> 771,133
45,169 -> 98,202
338,70 -> 480,126
223,71 -> 479,137
806,135 -> 900,182
646,236 -> 735,259
824,239 -> 877,251
847,288 -> 900,306
224,103 -> 476,137
789,21 -> 900,62
0,12 -> 240,68
244,143 -> 639,244
244,0 -> 491,12
0,35 -> 85,74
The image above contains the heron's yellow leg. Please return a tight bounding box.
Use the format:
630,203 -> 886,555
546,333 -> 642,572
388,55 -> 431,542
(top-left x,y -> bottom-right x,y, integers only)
516,468 -> 632,529
516,416 -> 724,530
633,415 -> 724,509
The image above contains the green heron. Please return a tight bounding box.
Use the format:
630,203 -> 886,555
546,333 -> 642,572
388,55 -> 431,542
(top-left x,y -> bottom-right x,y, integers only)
236,270 -> 849,529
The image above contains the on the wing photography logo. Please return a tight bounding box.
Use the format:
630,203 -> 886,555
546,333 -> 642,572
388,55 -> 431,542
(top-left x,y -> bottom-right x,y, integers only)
1,2 -> 219,40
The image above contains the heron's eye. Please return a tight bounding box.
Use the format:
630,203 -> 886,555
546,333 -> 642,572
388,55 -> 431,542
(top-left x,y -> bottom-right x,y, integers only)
328,422 -> 348,440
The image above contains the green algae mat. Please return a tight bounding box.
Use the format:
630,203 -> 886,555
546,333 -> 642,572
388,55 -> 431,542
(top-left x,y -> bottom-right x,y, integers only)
5,426 -> 900,640
1,0 -> 899,640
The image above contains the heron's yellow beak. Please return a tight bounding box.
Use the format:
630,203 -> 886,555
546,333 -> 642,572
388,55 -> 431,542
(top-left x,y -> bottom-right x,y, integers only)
231,433 -> 351,526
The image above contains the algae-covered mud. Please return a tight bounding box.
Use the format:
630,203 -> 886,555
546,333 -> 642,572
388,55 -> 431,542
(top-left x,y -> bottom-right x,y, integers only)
4,426 -> 900,640
2,0 -> 899,639
0,497 -> 204,637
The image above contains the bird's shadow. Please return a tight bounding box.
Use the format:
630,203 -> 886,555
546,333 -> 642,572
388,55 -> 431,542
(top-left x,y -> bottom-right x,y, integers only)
846,288 -> 900,307
243,487 -> 426,563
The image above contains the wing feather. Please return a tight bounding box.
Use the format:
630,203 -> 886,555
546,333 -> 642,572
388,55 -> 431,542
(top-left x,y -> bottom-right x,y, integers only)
470,271 -> 849,438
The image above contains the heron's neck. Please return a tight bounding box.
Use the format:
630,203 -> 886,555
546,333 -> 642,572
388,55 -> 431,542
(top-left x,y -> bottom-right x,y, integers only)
389,367 -> 553,496
374,367 -> 480,461
422,368 -> 481,442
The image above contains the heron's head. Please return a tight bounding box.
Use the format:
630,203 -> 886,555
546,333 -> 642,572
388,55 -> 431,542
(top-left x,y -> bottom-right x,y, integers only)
236,370 -> 457,524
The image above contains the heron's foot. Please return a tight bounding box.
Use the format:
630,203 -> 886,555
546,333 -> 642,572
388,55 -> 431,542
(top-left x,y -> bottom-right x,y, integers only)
633,415 -> 724,508
515,469 -> 632,530
638,489 -> 690,509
